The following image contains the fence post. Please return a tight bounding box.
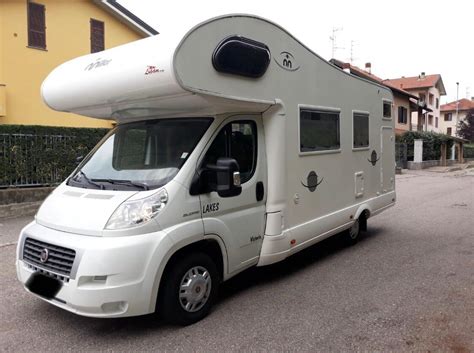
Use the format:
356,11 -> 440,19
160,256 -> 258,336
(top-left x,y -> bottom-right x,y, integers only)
414,139 -> 423,163
440,143 -> 447,167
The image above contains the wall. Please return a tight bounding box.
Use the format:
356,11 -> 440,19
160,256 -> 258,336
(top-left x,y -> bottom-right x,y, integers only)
0,0 -> 143,128
409,87 -> 441,133
439,110 -> 468,137
425,86 -> 441,132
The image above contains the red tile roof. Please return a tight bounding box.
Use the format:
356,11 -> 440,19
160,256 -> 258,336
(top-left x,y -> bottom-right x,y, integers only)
440,98 -> 474,112
329,59 -> 418,99
383,74 -> 446,95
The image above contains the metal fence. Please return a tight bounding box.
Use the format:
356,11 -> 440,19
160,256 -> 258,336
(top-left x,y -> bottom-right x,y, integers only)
0,134 -> 75,188
395,142 -> 408,169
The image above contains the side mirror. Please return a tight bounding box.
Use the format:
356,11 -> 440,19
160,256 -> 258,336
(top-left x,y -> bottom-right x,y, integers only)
189,157 -> 242,197
214,157 -> 242,197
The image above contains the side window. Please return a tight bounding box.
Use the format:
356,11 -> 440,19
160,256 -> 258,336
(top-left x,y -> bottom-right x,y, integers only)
353,113 -> 369,148
300,109 -> 340,152
203,121 -> 257,184
383,101 -> 392,119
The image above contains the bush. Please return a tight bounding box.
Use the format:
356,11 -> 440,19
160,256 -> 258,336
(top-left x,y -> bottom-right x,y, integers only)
397,131 -> 454,161
0,125 -> 109,187
465,145 -> 474,159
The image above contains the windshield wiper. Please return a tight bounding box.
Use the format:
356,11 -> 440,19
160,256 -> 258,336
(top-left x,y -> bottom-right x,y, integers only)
91,178 -> 150,190
74,171 -> 104,190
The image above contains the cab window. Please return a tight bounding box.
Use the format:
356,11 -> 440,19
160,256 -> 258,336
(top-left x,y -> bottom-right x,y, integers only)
203,120 -> 257,184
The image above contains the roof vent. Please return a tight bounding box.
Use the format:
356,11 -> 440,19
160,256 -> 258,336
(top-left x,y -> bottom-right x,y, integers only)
212,36 -> 270,78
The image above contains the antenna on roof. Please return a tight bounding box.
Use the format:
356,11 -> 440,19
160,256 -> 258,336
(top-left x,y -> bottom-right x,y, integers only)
349,40 -> 357,64
329,27 -> 344,59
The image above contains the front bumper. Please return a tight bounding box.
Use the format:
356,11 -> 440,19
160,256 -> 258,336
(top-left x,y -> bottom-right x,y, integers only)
16,222 -> 172,318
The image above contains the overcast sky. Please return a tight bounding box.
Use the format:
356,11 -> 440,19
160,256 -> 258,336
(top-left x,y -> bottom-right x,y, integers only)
120,0 -> 473,104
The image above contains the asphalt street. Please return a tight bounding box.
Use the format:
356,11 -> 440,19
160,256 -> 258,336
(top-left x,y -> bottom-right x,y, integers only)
1,169 -> 473,352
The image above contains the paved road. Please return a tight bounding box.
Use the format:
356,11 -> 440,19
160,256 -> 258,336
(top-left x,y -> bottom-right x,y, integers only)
1,170 -> 473,352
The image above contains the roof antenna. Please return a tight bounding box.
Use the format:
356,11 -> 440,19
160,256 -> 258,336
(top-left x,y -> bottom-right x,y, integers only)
349,40 -> 357,64
329,27 -> 344,59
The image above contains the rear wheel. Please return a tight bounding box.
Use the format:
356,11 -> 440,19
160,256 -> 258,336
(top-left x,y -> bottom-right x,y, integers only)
159,252 -> 218,326
344,218 -> 361,245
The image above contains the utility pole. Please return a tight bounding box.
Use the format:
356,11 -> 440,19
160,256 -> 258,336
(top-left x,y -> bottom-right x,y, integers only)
329,27 -> 343,59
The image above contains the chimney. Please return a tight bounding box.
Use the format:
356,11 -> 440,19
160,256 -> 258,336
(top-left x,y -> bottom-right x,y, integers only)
471,96 -> 474,101
420,72 -> 426,79
365,62 -> 371,74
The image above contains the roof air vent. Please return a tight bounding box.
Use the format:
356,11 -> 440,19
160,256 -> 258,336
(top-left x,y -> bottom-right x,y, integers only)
212,36 -> 270,78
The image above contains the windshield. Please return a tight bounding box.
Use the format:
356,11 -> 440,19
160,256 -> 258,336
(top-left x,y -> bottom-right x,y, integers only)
68,118 -> 212,190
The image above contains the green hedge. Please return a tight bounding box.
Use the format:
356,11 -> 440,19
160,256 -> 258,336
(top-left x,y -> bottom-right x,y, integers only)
396,131 -> 454,161
465,145 -> 474,159
0,125 -> 109,187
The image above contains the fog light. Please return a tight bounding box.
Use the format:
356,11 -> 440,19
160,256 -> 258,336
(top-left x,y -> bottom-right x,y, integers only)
93,275 -> 107,282
101,301 -> 128,314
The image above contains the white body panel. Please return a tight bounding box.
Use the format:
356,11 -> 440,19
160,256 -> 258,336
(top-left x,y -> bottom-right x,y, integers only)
17,14 -> 396,318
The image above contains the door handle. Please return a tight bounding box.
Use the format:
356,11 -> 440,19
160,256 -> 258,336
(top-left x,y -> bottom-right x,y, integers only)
256,181 -> 264,201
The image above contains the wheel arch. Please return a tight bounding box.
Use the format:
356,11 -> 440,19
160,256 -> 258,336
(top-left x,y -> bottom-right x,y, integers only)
354,204 -> 371,231
149,235 -> 228,313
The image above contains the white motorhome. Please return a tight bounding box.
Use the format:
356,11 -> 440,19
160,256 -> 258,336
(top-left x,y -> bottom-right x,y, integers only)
16,14 -> 395,325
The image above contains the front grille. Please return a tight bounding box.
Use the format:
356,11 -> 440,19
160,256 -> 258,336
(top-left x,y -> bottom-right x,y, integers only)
23,237 -> 76,280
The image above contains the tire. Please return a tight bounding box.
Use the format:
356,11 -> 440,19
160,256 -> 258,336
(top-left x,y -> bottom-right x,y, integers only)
344,217 -> 361,245
158,252 -> 219,326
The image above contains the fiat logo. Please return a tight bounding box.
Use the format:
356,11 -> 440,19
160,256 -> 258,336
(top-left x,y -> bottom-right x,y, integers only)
40,248 -> 49,263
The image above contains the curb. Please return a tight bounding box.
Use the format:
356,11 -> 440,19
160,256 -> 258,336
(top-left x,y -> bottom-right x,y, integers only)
0,201 -> 41,220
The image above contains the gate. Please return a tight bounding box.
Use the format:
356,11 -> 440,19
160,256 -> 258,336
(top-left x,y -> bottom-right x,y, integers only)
395,142 -> 407,169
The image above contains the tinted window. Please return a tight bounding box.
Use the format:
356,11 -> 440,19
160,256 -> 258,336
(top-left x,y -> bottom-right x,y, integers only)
383,101 -> 392,119
203,121 -> 257,183
300,109 -> 340,152
353,113 -> 369,148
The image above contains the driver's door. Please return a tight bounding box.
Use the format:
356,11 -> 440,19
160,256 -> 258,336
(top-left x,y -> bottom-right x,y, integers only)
198,116 -> 267,274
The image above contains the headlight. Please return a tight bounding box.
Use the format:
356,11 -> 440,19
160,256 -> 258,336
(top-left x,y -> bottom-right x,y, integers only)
105,189 -> 168,230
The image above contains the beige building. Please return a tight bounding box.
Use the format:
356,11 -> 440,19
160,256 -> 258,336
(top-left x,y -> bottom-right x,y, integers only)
440,98 -> 474,136
330,60 -> 419,135
385,73 -> 446,133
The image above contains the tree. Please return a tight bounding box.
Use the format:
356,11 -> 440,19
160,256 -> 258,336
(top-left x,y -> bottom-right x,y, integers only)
458,108 -> 474,142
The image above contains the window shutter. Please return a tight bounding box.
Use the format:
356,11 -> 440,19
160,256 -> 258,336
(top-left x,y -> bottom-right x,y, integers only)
90,19 -> 105,53
28,2 -> 46,49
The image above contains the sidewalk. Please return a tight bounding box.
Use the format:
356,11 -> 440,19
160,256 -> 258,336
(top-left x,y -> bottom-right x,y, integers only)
424,162 -> 474,173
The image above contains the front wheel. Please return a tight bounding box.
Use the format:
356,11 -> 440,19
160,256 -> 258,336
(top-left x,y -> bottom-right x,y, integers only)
158,252 -> 219,326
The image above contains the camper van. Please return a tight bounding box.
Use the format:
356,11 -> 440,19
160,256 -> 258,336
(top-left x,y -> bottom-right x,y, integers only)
16,14 -> 395,325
